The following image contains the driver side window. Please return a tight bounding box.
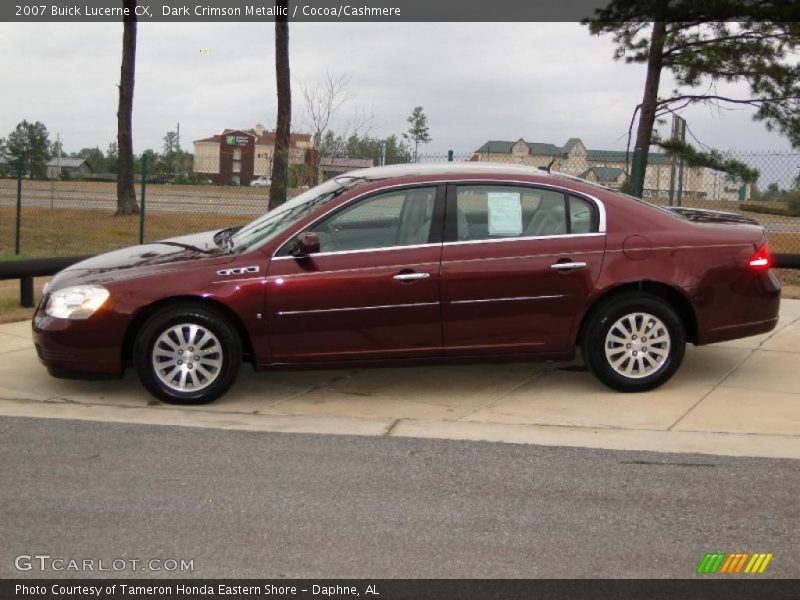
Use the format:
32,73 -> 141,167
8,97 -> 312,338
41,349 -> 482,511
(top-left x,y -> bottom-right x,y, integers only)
309,187 -> 436,253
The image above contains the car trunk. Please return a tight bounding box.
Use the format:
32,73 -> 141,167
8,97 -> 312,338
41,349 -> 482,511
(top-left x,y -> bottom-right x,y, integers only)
667,207 -> 760,226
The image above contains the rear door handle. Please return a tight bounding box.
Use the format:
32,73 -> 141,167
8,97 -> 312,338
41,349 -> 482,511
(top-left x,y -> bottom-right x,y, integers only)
393,272 -> 430,281
550,261 -> 587,271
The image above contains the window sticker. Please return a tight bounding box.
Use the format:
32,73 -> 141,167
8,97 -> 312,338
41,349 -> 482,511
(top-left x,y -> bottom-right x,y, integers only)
487,192 -> 523,236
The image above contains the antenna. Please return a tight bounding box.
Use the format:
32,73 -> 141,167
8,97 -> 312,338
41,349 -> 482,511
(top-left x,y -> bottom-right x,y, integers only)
538,157 -> 556,174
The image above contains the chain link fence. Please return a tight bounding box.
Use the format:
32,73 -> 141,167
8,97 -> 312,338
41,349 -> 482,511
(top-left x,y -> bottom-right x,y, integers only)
1,149 -> 799,259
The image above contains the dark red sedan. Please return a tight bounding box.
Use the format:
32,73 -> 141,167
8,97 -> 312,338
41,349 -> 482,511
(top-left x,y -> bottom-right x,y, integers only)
33,163 -> 780,404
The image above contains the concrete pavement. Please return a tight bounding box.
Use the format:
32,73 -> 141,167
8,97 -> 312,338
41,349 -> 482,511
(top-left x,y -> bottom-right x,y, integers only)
0,299 -> 798,459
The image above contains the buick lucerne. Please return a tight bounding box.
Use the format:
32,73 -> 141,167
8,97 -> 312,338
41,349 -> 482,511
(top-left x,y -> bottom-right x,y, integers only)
33,163 -> 781,404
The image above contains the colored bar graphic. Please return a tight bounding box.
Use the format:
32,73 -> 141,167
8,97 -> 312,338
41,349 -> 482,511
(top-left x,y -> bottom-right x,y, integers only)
697,552 -> 726,574
744,553 -> 774,574
730,553 -> 749,573
719,554 -> 735,573
698,552 -> 773,575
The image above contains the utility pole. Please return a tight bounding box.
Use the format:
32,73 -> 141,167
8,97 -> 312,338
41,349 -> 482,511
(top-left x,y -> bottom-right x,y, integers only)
176,122 -> 181,153
50,132 -> 61,209
667,115 -> 686,207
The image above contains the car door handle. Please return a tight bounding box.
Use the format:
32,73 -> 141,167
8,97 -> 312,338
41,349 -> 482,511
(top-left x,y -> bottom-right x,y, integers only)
393,272 -> 430,281
550,261 -> 587,271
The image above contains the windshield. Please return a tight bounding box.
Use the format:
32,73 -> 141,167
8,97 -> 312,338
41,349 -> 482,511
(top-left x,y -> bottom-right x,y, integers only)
228,179 -> 345,253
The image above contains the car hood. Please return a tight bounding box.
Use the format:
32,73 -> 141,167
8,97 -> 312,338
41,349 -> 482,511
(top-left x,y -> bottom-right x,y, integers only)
50,230 -> 235,287
667,207 -> 760,226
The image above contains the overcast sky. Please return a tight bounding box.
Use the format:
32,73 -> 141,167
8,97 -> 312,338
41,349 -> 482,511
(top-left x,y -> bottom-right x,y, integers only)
1,21 -> 796,156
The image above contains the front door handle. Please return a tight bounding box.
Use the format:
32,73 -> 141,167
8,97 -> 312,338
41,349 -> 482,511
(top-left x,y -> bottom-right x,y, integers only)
393,272 -> 430,281
550,261 -> 587,271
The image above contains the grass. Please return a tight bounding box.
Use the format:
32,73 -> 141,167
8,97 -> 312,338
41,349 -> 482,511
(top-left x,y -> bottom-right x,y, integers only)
0,297 -> 35,324
0,205 -> 248,257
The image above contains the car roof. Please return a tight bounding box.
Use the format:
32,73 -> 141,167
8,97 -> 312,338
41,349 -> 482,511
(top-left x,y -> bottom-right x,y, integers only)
339,161 -> 569,182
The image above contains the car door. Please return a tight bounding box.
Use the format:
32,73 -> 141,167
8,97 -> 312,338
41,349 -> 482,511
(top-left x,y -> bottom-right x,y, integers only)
441,183 -> 605,354
264,185 -> 445,361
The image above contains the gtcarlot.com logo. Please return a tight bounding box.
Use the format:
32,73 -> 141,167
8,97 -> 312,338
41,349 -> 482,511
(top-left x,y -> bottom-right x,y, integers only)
696,552 -> 773,574
14,554 -> 194,573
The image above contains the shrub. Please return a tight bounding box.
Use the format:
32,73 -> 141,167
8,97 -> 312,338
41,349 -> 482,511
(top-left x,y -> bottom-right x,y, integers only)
289,163 -> 315,188
787,192 -> 800,215
740,202 -> 800,217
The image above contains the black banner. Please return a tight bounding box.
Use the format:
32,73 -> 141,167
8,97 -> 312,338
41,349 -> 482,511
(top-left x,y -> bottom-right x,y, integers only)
4,579 -> 800,600
3,0 -> 800,23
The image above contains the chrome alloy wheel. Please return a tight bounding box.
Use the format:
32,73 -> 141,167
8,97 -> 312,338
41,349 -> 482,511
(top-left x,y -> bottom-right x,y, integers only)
604,312 -> 671,379
152,323 -> 223,392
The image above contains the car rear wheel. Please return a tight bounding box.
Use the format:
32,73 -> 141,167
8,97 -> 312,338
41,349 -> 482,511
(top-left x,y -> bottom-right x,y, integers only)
134,304 -> 241,404
583,293 -> 685,392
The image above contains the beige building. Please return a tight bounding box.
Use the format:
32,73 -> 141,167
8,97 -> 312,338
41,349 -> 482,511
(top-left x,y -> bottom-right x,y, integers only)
474,137 -> 749,202
193,124 -> 313,185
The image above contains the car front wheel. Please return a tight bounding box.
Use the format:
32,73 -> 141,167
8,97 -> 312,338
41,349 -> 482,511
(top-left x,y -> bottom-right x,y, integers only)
134,304 -> 242,404
582,293 -> 686,392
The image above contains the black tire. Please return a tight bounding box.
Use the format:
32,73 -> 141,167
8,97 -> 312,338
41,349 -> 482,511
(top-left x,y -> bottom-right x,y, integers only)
582,293 -> 686,393
134,304 -> 242,404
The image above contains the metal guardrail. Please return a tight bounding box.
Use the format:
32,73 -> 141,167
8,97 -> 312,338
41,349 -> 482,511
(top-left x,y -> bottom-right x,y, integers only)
775,254 -> 800,269
0,253 -> 798,310
0,256 -> 90,308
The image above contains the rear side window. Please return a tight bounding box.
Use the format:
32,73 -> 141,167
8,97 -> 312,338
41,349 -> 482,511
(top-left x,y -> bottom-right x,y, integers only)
568,195 -> 598,234
454,185 -> 597,241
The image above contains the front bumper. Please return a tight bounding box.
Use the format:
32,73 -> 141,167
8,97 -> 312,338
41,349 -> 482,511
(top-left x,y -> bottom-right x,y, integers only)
32,306 -> 126,379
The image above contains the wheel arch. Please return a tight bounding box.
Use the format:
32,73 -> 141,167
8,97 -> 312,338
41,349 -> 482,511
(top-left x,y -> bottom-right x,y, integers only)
575,281 -> 698,346
121,295 -> 256,370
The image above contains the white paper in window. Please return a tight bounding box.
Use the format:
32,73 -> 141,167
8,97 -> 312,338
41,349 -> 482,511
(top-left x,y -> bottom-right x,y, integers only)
487,192 -> 523,236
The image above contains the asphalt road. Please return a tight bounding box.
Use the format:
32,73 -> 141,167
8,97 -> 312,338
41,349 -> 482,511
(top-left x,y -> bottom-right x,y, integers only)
0,416 -> 797,578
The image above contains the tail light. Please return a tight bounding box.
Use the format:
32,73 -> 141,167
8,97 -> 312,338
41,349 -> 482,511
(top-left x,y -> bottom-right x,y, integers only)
748,243 -> 772,271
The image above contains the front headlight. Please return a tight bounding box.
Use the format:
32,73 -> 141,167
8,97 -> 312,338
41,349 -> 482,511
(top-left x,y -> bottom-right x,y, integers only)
44,285 -> 110,320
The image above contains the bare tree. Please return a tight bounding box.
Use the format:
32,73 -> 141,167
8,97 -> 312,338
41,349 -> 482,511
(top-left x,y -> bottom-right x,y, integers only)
116,0 -> 139,215
268,2 -> 291,211
300,72 -> 352,181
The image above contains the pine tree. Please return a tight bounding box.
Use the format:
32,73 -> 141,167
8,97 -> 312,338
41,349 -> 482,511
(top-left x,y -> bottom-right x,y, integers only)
403,107 -> 432,163
585,3 -> 800,180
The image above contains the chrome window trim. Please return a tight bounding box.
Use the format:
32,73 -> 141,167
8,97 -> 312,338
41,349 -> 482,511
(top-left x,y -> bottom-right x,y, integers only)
277,301 -> 438,316
270,178 -> 607,260
272,242 -> 440,261
450,294 -> 564,305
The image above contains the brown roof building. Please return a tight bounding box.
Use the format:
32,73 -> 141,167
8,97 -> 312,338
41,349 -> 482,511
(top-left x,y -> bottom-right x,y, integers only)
193,124 -> 314,185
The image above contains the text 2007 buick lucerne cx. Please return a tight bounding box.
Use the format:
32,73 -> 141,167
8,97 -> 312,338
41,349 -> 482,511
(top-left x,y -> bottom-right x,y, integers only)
33,163 -> 780,404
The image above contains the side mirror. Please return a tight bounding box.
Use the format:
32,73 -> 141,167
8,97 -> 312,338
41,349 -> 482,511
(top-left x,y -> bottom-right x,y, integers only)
292,231 -> 320,257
